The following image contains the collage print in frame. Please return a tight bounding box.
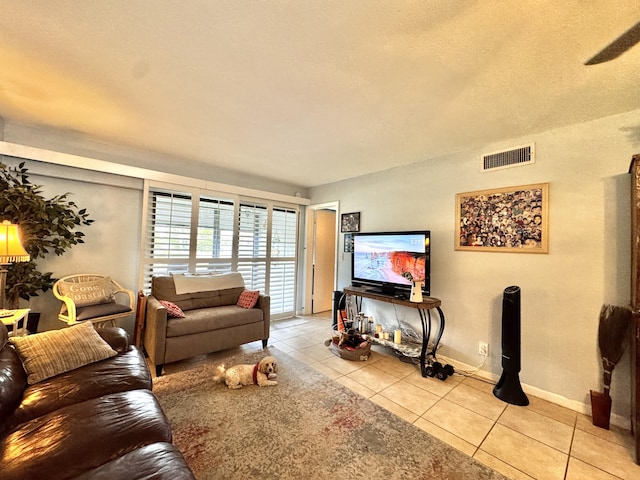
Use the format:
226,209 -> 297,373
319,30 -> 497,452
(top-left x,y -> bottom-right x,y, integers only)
341,212 -> 360,252
455,182 -> 549,253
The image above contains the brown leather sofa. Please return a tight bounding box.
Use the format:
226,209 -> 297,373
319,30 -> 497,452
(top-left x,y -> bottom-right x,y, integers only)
145,275 -> 270,376
0,323 -> 195,480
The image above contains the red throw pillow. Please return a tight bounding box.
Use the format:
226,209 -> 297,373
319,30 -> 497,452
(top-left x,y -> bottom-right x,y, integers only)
237,290 -> 260,309
159,300 -> 186,318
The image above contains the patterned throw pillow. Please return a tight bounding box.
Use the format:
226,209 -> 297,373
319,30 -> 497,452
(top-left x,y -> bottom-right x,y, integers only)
57,277 -> 115,307
9,322 -> 117,385
237,290 -> 260,309
159,300 -> 186,318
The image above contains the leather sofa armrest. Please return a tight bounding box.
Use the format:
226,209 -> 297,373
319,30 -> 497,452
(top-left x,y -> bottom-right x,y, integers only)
144,296 -> 168,366
256,294 -> 270,339
96,327 -> 130,353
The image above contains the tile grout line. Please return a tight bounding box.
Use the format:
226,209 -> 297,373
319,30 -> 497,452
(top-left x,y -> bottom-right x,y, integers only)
277,317 -> 637,479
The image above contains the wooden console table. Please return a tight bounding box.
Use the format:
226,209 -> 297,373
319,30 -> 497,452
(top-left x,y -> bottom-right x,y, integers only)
343,286 -> 445,377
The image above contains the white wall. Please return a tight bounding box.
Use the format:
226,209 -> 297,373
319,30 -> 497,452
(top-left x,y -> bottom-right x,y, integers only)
1,158 -> 143,333
309,108 -> 640,423
3,109 -> 639,424
1,121 -> 310,333
4,122 -> 308,197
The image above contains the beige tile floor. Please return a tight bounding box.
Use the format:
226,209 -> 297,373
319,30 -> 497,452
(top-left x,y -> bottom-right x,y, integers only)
159,313 -> 640,480
270,314 -> 640,480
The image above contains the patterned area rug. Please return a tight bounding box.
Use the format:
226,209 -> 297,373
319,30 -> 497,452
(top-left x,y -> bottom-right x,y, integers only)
153,348 -> 508,480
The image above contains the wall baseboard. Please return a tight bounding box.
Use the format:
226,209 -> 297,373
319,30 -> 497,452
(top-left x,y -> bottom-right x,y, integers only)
437,353 -> 630,431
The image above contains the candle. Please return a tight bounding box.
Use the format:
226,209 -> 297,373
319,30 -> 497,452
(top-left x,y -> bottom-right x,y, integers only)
376,324 -> 382,333
394,329 -> 402,344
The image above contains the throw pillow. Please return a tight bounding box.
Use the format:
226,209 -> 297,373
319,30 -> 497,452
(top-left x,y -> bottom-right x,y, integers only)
57,277 -> 115,307
237,289 -> 260,309
159,300 -> 186,318
10,322 -> 117,384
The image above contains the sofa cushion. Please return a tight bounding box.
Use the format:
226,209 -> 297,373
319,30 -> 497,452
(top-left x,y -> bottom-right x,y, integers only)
152,276 -> 244,311
4,346 -> 152,431
237,289 -> 260,309
10,322 -> 117,384
73,442 -> 195,480
160,300 -> 186,318
0,390 -> 172,480
0,325 -> 28,431
57,277 -> 115,307
166,305 -> 264,338
95,326 -> 131,353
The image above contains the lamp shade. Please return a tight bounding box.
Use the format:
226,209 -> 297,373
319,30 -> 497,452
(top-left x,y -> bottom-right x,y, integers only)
0,221 -> 30,264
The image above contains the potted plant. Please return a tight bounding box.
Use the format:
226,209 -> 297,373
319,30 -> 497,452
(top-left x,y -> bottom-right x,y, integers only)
590,304 -> 632,429
0,161 -> 93,329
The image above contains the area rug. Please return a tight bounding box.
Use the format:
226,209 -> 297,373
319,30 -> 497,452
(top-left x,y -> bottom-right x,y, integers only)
153,349 -> 508,480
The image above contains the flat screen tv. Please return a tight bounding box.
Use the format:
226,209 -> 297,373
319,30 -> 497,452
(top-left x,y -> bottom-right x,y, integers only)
351,230 -> 430,297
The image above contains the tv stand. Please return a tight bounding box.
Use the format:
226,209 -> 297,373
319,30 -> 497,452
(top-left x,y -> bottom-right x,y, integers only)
343,286 -> 445,377
380,283 -> 397,297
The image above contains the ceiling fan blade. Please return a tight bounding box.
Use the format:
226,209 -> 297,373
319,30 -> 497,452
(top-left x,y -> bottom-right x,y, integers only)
585,21 -> 640,65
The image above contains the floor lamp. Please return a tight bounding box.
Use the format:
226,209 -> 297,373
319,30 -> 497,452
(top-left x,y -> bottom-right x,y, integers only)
0,221 -> 30,310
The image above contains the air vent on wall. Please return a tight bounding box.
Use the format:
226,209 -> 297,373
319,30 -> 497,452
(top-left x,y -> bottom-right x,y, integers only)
481,144 -> 535,172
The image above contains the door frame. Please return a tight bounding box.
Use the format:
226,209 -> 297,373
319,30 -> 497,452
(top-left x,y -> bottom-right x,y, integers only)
303,201 -> 339,315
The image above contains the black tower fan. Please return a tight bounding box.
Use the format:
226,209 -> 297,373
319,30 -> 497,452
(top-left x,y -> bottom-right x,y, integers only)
493,285 -> 529,406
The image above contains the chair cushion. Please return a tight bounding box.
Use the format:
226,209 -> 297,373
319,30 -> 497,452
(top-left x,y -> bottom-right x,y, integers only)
9,322 -> 117,384
76,302 -> 132,321
57,277 -> 115,307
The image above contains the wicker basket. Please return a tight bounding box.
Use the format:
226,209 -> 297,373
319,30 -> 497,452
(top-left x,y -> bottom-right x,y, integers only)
327,333 -> 371,361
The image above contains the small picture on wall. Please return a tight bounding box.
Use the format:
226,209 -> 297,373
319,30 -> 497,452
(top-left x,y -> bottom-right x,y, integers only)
344,233 -> 354,252
341,212 -> 360,233
455,182 -> 549,253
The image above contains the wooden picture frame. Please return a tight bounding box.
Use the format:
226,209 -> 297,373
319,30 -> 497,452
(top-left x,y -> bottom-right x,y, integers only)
341,212 -> 360,233
455,182 -> 549,253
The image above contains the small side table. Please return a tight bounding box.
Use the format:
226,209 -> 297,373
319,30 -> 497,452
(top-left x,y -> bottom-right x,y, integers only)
0,309 -> 30,337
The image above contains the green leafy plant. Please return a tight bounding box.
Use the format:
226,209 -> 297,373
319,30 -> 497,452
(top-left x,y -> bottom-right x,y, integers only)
0,161 -> 93,308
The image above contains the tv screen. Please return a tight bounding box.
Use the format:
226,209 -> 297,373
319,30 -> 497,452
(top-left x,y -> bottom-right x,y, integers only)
351,230 -> 430,296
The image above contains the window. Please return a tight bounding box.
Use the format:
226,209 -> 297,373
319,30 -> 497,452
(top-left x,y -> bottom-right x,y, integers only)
142,183 -> 298,318
142,190 -> 192,289
237,203 -> 268,291
270,207 -> 297,314
195,196 -> 235,273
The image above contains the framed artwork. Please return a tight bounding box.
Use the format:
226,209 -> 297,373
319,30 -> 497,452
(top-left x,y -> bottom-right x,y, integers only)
344,233 -> 354,252
455,182 -> 549,253
341,212 -> 360,233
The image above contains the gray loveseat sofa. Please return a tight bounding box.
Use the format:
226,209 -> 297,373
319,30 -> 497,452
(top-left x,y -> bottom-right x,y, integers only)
144,274 -> 270,376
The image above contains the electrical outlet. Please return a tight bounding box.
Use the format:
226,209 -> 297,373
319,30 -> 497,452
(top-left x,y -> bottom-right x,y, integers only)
478,342 -> 489,356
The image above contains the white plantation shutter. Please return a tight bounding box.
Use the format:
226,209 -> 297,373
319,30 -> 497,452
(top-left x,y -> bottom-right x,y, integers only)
142,182 -> 298,317
196,196 -> 235,273
270,208 -> 297,313
142,189 -> 192,290
237,203 -> 268,291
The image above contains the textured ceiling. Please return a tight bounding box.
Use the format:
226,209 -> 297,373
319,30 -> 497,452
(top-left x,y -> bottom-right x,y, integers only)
0,1 -> 639,188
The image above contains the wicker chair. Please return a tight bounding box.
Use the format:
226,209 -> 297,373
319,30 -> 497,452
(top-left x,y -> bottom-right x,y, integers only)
53,274 -> 135,327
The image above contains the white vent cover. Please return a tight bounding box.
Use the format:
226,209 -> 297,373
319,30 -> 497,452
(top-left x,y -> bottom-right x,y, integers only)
481,144 -> 535,172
